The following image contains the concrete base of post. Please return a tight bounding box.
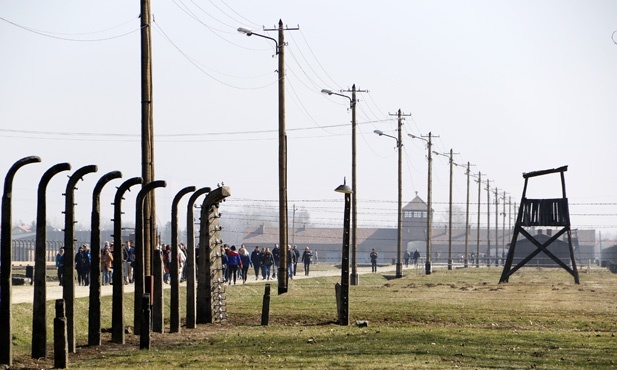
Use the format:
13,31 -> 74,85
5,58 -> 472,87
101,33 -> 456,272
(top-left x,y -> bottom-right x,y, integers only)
395,263 -> 403,278
448,259 -> 453,270
350,273 -> 359,286
425,262 -> 432,275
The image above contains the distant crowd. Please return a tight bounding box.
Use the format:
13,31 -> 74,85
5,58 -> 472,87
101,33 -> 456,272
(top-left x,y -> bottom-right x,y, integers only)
222,244 -> 315,284
54,241 -> 317,287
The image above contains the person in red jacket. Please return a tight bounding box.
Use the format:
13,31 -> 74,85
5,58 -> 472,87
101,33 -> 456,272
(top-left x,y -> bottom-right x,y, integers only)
226,245 -> 242,285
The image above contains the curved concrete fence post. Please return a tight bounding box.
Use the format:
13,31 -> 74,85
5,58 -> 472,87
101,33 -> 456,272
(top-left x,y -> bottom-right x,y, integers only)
133,180 -> 166,336
169,186 -> 196,333
87,170 -> 122,347
110,177 -> 142,344
0,155 -> 41,367
185,187 -> 211,329
63,165 -> 98,353
32,162 -> 71,359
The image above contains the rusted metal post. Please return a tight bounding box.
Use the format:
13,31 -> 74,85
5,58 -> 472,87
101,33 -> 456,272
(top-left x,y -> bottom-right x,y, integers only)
111,177 -> 142,343
0,156 -> 40,367
87,171 -> 122,347
134,180 -> 166,335
63,165 -> 98,353
170,186 -> 196,333
185,187 -> 210,329
32,162 -> 71,359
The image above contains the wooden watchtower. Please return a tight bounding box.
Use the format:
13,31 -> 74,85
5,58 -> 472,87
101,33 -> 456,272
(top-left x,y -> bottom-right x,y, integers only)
499,166 -> 579,284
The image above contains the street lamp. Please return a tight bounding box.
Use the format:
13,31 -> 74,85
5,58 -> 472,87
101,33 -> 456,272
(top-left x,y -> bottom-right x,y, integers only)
239,23 -> 289,294
334,178 -> 352,325
408,133 -> 434,275
321,85 -> 361,285
374,129 -> 403,278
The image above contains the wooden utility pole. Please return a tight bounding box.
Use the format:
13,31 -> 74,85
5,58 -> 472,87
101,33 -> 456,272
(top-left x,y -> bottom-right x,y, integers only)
386,109 -> 410,278
426,133 -> 434,274
463,162 -> 472,268
475,172 -> 482,268
486,179 -> 491,267
494,187 -> 499,265
239,21 -> 298,294
275,20 -> 288,295
140,0 -> 155,276
502,191 -> 506,264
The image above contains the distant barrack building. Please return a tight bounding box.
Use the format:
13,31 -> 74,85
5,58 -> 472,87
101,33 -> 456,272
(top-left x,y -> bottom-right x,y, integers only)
242,195 -> 598,266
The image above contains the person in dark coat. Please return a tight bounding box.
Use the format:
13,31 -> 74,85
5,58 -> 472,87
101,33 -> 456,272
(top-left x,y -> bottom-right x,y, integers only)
260,247 -> 274,280
56,247 -> 65,286
370,249 -> 378,273
250,246 -> 261,280
301,247 -> 313,276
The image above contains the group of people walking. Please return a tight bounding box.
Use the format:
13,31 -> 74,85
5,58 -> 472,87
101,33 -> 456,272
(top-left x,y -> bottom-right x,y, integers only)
55,241 -> 321,287
221,244 -> 314,284
55,240 -> 136,286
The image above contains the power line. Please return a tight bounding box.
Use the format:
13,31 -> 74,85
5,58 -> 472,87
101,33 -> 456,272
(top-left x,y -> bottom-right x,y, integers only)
0,16 -> 143,42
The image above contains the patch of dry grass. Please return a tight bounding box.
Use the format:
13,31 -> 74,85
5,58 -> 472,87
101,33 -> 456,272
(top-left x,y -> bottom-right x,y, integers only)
8,267 -> 617,369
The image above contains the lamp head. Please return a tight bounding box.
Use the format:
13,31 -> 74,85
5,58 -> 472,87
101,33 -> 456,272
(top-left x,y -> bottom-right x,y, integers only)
237,27 -> 253,36
334,177 -> 353,194
321,88 -> 333,95
374,130 -> 384,136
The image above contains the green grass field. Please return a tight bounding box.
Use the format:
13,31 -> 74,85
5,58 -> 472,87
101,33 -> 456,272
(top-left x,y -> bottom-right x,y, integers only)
9,266 -> 617,369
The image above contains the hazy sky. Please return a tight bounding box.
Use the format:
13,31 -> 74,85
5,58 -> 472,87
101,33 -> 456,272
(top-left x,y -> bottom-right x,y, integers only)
1,1 -> 616,241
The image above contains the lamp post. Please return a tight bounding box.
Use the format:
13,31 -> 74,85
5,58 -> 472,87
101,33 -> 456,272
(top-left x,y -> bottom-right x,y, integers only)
239,21 -> 297,294
374,129 -> 403,278
321,85 -> 366,285
408,133 -> 435,275
334,178 -> 352,325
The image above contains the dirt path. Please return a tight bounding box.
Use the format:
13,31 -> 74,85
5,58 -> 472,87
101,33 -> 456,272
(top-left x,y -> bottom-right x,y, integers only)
10,264 -> 415,304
